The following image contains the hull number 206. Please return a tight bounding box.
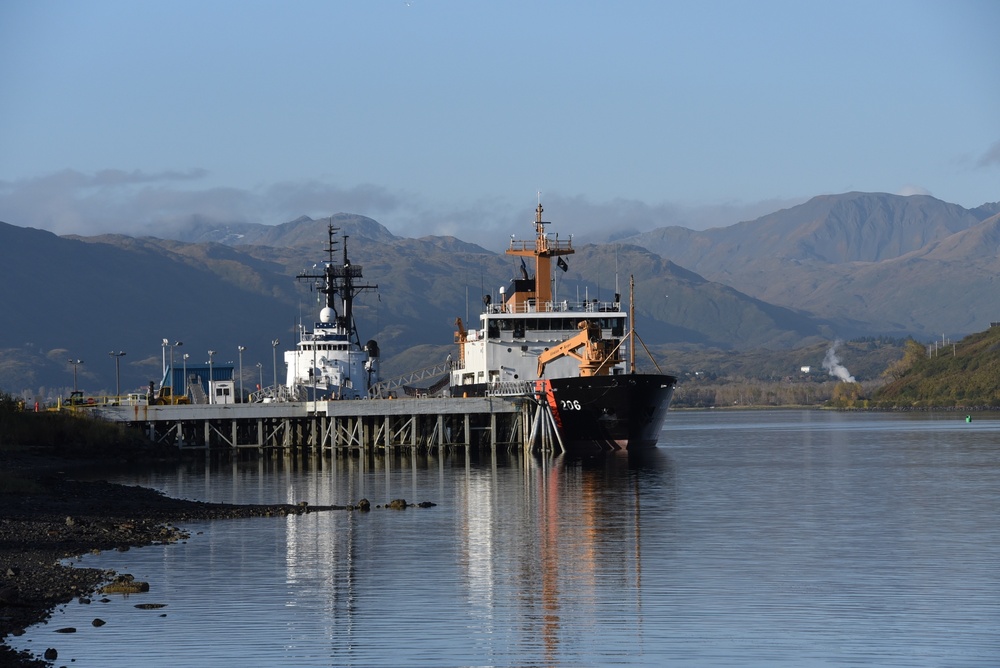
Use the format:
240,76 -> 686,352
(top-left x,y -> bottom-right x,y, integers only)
559,399 -> 582,411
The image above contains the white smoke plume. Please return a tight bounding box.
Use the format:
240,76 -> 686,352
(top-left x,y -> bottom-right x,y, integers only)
822,341 -> 856,383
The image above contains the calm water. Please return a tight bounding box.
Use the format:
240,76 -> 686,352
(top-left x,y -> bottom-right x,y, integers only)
10,410 -> 1000,667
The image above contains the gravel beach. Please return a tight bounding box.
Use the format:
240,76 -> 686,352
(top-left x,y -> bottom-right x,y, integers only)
0,448 -> 348,667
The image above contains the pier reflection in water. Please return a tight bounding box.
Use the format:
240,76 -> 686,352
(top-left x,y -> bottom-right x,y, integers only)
10,410 -> 1000,666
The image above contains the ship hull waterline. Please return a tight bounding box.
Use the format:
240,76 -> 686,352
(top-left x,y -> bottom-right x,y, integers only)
452,374 -> 676,454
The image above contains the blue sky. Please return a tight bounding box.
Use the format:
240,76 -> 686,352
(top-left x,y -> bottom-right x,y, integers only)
1,0 -> 998,248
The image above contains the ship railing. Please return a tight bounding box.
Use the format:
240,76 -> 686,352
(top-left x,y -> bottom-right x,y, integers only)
486,299 -> 621,315
330,264 -> 364,278
486,380 -> 534,398
507,237 -> 573,253
298,328 -> 350,342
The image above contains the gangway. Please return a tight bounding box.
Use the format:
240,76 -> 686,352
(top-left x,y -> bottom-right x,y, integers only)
368,361 -> 452,398
188,377 -> 208,404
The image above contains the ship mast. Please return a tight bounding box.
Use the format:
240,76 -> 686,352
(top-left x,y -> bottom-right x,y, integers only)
297,222 -> 378,347
505,203 -> 574,312
629,274 -> 636,374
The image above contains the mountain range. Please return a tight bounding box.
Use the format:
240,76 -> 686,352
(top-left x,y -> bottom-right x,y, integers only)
618,192 -> 1000,336
2,192 -> 997,396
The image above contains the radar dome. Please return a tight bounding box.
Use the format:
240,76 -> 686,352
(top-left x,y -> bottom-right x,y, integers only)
320,307 -> 335,323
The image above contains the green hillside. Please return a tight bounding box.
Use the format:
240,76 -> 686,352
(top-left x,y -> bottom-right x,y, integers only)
874,326 -> 1000,408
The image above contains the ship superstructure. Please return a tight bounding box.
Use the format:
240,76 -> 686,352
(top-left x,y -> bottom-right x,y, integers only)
285,223 -> 379,400
451,203 -> 627,391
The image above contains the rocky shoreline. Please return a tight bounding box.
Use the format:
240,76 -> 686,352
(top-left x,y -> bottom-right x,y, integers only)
0,449 -> 350,667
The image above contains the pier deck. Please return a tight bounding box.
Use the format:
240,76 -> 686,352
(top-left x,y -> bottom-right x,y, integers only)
92,397 -> 539,452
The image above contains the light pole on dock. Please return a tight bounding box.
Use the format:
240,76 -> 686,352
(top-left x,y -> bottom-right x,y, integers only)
271,339 -> 280,392
207,350 -> 216,404
108,351 -> 125,399
256,362 -> 263,393
182,353 -> 190,400
68,359 -> 83,392
237,345 -> 246,403
164,341 -> 182,392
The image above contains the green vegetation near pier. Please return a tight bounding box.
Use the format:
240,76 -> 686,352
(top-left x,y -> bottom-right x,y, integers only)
873,326 -> 1000,409
0,391 -> 151,454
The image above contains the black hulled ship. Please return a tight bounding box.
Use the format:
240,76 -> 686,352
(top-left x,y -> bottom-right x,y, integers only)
449,203 -> 676,453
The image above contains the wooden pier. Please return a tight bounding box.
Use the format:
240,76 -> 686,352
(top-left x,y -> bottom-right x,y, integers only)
91,395 -> 562,454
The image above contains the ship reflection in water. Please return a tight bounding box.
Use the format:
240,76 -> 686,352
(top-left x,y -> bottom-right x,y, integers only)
274,450 -> 675,666
449,452 -> 675,665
